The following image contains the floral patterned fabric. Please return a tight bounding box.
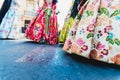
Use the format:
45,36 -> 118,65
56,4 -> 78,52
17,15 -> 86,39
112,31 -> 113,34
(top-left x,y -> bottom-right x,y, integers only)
25,1 -> 58,45
63,0 -> 120,65
0,0 -> 22,39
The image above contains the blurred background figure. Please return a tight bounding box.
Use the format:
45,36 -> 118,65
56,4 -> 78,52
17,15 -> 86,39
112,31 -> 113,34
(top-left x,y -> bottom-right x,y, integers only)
25,0 -> 58,45
0,0 -> 25,39
0,0 -> 74,40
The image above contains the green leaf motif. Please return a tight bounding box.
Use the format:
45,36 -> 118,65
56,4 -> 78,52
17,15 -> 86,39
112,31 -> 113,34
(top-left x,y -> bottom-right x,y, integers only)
110,10 -> 120,17
109,39 -> 114,45
87,33 -> 93,38
106,37 -> 109,41
114,38 -> 120,46
90,11 -> 94,16
86,10 -> 94,17
106,37 -> 114,45
99,8 -> 109,16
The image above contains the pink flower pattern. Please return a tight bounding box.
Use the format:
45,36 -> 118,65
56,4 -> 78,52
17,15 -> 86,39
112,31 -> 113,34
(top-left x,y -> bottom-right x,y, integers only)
63,0 -> 120,65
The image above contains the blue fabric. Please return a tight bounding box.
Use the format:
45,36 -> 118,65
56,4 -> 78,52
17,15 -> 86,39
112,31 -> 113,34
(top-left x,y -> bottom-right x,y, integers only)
53,0 -> 58,3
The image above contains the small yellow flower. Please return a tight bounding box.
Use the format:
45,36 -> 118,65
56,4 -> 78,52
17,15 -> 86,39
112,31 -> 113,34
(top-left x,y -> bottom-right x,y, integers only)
35,23 -> 41,28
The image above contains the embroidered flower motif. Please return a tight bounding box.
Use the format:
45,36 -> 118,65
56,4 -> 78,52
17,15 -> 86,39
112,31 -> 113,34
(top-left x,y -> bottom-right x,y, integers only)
98,30 -> 103,35
67,46 -> 71,51
96,42 -> 105,50
111,54 -> 120,64
97,30 -> 103,38
104,25 -> 113,33
87,24 -> 95,32
76,38 -> 85,46
69,31 -> 76,36
104,28 -> 108,33
81,45 -> 88,51
67,39 -> 72,45
101,49 -> 108,55
35,23 -> 41,28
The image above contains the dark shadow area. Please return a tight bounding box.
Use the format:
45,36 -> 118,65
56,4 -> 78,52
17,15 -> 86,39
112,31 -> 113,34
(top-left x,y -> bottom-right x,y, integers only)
0,38 -> 15,40
65,53 -> 120,70
58,43 -> 64,47
23,41 -> 60,47
23,41 -> 42,44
